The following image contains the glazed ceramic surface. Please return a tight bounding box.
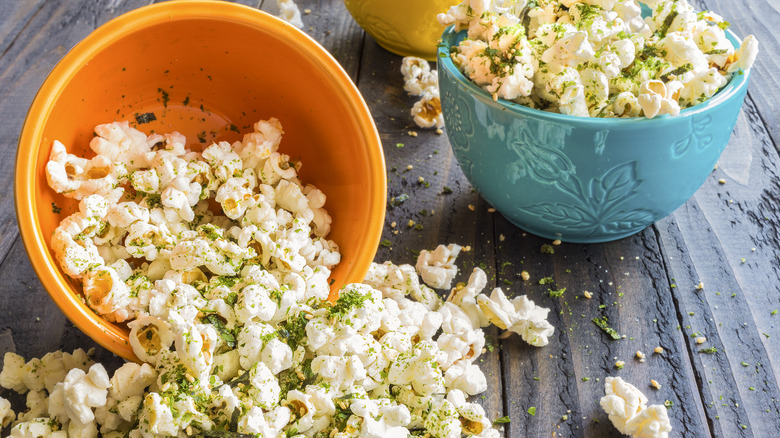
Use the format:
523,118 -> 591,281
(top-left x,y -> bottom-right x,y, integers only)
344,0 -> 457,60
16,1 -> 386,361
438,28 -> 750,243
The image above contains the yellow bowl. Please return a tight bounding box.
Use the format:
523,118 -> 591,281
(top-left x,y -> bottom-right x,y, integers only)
344,0 -> 457,60
15,1 -> 386,361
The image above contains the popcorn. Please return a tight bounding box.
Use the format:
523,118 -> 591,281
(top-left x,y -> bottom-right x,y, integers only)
46,140 -> 126,200
625,404 -> 673,438
32,121 -> 535,437
9,418 -> 68,438
416,243 -> 461,290
637,79 -> 682,119
51,364 -> 110,425
447,267 -> 490,327
441,0 -> 759,118
411,90 -> 445,129
401,57 -> 444,129
0,352 -> 27,393
601,377 -> 672,437
277,0 -> 304,28
477,288 -> 555,347
0,396 -> 14,427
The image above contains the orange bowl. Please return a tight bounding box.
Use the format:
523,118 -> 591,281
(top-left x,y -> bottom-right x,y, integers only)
15,1 -> 386,361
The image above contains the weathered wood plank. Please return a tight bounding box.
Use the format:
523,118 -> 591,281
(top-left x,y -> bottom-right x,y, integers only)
356,35 -> 506,425
0,1 -> 46,59
655,94 -> 780,436
494,223 -> 711,437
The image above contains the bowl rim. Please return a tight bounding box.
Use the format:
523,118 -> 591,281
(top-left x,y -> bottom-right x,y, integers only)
437,25 -> 752,126
15,0 -> 386,361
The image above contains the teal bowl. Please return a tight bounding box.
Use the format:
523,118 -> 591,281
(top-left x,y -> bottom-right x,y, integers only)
438,27 -> 751,243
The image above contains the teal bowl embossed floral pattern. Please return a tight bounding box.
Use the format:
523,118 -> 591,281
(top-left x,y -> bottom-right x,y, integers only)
438,27 -> 751,243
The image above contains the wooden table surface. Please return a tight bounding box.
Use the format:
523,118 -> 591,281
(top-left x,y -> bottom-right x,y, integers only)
1,1 -> 778,437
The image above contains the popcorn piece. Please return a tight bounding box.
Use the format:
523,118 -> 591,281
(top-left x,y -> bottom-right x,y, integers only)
81,265 -> 133,322
476,288 -> 554,347
9,418 -> 68,438
416,244 -> 461,290
401,57 -> 438,96
625,404 -> 673,438
637,80 -> 681,119
0,396 -> 14,427
127,315 -> 174,365
600,375 -> 674,438
55,363 -> 110,425
411,90 -> 445,129
447,268 -> 490,327
600,376 -> 648,434
90,121 -> 152,168
135,392 -> 179,436
278,0 -> 304,28
46,140 -> 126,200
0,352 -> 27,393
727,35 -> 759,73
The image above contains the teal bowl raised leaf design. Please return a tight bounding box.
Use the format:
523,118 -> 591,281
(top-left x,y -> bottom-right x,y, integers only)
438,27 -> 751,243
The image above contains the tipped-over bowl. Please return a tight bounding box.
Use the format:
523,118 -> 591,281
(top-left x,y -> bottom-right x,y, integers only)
16,1 -> 386,361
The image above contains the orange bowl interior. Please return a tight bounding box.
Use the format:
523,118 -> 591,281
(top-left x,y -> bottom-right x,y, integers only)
15,1 -> 386,361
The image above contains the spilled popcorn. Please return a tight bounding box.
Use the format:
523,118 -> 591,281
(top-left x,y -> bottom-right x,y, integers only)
438,0 -> 758,118
401,57 -> 445,129
601,376 -> 672,438
277,0 -> 304,28
1,122 -> 555,436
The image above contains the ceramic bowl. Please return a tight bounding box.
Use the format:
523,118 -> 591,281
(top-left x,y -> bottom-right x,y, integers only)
438,27 -> 751,243
16,1 -> 386,361
343,0 -> 457,60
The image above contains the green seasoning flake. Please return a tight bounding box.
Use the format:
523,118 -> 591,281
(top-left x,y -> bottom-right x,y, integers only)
664,400 -> 674,408
204,314 -> 236,348
379,240 -> 393,248
157,88 -> 170,108
717,21 -> 730,30
698,347 -> 718,354
539,276 -> 554,285
581,377 -> 590,382
593,316 -> 621,340
655,10 -> 678,38
704,49 -> 728,55
396,142 -> 404,148
549,287 -> 566,298
441,186 -> 453,195
329,288 -> 372,320
660,63 -> 693,81
540,244 -> 555,254
389,193 -> 409,208
134,112 -> 157,124
771,309 -> 778,315
494,416 -> 511,424
527,407 -> 536,416
51,203 -> 62,214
